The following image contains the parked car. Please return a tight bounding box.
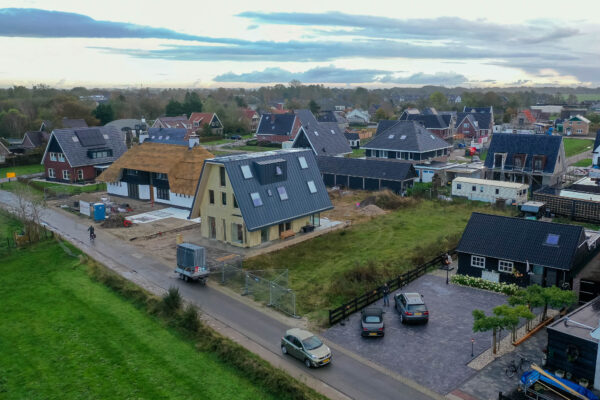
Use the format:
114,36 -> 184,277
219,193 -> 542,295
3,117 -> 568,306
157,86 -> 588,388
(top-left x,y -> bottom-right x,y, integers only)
361,307 -> 384,337
281,328 -> 332,368
394,292 -> 429,324
230,135 -> 242,140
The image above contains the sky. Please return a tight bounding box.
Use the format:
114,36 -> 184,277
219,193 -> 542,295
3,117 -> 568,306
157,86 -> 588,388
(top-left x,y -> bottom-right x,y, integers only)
0,0 -> 598,89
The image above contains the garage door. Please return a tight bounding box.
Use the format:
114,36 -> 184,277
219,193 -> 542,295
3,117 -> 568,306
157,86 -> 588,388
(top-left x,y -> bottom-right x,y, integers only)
481,270 -> 500,283
349,176 -> 363,190
364,178 -> 380,191
335,175 -> 349,188
323,174 -> 335,187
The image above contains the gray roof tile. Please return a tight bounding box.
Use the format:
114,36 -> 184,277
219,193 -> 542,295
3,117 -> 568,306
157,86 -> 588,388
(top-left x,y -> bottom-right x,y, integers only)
317,156 -> 417,181
49,126 -> 127,167
364,121 -> 452,153
483,134 -> 562,174
293,109 -> 352,156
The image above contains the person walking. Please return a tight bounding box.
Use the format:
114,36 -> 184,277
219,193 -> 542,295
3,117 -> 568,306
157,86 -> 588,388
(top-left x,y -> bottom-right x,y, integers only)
382,283 -> 390,307
87,225 -> 95,241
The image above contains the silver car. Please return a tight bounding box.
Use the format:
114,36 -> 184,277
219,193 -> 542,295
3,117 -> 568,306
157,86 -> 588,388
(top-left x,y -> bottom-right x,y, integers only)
281,328 -> 332,368
394,292 -> 429,324
361,307 -> 384,337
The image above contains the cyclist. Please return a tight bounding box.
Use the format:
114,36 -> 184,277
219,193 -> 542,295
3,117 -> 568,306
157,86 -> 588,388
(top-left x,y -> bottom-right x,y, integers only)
87,225 -> 95,241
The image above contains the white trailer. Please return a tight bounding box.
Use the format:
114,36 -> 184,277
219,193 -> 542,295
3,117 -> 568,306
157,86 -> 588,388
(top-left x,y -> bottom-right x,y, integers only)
452,177 -> 528,205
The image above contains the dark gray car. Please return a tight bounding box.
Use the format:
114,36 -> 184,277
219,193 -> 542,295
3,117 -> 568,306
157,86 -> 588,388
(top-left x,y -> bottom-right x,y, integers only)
361,307 -> 384,337
394,292 -> 429,324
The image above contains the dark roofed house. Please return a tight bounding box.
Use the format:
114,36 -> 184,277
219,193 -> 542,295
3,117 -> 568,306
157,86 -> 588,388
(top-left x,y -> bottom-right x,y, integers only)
456,213 -> 597,287
0,140 -> 11,163
317,110 -> 348,131
399,111 -> 455,140
189,149 -> 332,247
143,128 -> 189,146
256,113 -> 302,144
363,120 -> 452,163
375,120 -> 400,136
484,133 -> 566,189
344,132 -> 360,148
41,126 -> 127,183
464,106 -> 494,122
317,156 -> 416,193
292,109 -> 352,156
152,116 -> 190,134
455,112 -> 493,139
61,118 -> 89,129
7,131 -> 49,154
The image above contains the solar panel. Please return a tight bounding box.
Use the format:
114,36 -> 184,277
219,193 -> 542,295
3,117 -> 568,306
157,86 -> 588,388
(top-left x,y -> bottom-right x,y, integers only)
75,129 -> 106,147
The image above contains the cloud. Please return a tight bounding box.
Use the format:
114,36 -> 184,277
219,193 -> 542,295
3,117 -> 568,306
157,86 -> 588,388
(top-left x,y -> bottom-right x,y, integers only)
0,8 -> 241,43
214,66 -> 391,83
380,72 -> 468,86
237,11 -> 580,45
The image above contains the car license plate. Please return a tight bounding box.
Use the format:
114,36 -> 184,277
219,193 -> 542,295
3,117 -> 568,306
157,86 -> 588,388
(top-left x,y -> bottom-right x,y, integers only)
369,332 -> 378,336
415,312 -> 422,316
322,358 -> 330,363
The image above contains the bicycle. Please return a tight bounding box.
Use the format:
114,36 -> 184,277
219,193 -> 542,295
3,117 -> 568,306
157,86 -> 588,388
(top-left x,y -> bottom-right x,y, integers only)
505,357 -> 529,378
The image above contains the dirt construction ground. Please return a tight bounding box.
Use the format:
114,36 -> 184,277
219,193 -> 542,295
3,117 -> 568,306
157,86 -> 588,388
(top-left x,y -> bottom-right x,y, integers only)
323,189 -> 387,224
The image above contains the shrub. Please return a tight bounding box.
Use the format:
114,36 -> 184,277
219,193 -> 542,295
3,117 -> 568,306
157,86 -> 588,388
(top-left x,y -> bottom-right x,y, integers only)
179,304 -> 201,334
372,190 -> 419,210
451,274 -> 519,295
406,182 -> 433,198
161,287 -> 183,316
246,139 -> 258,146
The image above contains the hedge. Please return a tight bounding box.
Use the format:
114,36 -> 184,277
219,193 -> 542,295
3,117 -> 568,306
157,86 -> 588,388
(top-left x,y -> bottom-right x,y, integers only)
450,274 -> 520,296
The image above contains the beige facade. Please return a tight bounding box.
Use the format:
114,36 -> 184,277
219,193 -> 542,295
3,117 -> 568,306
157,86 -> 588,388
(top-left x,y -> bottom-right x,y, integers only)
193,162 -> 320,248
563,117 -> 590,136
452,177 -> 529,204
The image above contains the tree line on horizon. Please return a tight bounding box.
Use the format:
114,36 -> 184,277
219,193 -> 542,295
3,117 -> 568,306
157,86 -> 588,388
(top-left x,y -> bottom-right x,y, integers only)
0,83 -> 598,139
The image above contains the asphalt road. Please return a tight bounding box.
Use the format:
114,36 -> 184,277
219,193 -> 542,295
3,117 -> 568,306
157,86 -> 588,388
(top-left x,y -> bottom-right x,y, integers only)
0,189 -> 437,400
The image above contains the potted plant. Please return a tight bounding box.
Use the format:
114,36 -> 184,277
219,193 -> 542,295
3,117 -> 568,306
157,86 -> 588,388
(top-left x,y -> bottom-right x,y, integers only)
555,370 -> 565,379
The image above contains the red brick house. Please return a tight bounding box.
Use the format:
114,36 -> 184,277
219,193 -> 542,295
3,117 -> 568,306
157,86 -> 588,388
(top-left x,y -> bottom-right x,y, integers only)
188,112 -> 224,136
41,127 -> 127,183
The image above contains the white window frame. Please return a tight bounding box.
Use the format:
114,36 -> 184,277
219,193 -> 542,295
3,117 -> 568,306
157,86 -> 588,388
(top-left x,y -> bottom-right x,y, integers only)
48,168 -> 55,178
58,153 -> 65,162
77,169 -> 84,180
298,156 -> 308,169
307,180 -> 317,194
498,260 -> 514,273
49,152 -> 57,161
471,255 -> 485,268
62,169 -> 70,180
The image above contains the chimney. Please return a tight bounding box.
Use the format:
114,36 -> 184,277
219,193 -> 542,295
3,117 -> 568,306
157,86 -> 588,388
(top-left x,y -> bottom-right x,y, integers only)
188,134 -> 200,149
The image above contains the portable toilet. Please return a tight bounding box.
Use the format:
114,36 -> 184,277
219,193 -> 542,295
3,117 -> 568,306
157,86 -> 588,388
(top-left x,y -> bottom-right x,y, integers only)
93,203 -> 106,221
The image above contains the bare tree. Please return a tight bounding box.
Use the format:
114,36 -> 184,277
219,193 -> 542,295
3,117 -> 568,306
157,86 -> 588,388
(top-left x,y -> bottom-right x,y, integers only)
13,182 -> 46,242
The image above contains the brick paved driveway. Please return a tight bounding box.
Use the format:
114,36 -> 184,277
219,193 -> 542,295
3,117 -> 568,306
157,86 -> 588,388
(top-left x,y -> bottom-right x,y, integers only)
323,274 -> 509,395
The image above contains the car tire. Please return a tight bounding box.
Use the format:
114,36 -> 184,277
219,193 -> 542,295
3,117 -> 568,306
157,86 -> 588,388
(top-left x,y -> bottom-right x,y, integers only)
304,359 -> 312,368
281,346 -> 287,355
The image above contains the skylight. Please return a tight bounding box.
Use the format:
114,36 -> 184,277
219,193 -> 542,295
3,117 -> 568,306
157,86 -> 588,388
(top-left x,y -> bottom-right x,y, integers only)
250,192 -> 263,207
307,180 -> 317,194
400,135 -> 407,140
240,165 -> 253,179
430,135 -> 436,140
545,234 -> 560,246
314,130 -> 319,136
330,130 -> 335,134
298,156 -> 308,169
388,134 -> 395,139
275,166 -> 283,176
277,186 -> 288,200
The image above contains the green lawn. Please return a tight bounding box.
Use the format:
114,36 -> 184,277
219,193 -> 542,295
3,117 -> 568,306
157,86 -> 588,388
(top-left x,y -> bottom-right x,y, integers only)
0,210 -> 22,252
0,180 -> 106,196
563,138 -> 594,157
0,163 -> 44,178
245,200 -> 514,322
571,158 -> 592,167
478,148 -> 488,161
0,239 -> 280,399
348,148 -> 365,158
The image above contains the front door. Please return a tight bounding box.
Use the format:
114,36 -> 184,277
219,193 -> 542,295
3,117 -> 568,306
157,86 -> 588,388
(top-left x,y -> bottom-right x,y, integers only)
545,269 -> 557,287
127,183 -> 139,199
222,219 -> 227,241
529,265 -> 544,286
208,217 -> 216,239
481,270 -> 500,283
261,228 -> 269,243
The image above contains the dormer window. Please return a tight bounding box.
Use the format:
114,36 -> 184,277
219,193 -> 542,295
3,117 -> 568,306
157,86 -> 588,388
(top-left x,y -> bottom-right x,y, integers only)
494,153 -> 506,169
513,154 -> 526,169
533,155 -> 546,172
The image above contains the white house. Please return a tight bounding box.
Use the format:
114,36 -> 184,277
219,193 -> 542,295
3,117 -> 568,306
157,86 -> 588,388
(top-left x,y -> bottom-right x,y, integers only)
346,109 -> 370,125
452,177 -> 528,204
98,139 -> 214,209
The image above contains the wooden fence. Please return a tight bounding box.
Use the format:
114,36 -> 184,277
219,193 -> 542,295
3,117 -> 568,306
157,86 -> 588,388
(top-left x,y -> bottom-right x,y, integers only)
328,249 -> 456,326
534,187 -> 600,224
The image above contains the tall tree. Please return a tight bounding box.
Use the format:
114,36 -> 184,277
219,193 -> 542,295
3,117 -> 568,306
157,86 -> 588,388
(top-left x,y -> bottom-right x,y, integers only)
92,103 -> 114,125
165,99 -> 184,116
183,91 -> 203,115
308,99 -> 320,115
428,91 -> 448,110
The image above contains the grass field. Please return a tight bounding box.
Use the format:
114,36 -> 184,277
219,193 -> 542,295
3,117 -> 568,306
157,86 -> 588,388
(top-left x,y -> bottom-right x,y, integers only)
0,232 -> 282,398
349,148 -> 365,158
0,163 -> 44,178
0,180 -> 106,196
571,158 -> 592,167
245,199 -> 514,322
563,138 -> 594,157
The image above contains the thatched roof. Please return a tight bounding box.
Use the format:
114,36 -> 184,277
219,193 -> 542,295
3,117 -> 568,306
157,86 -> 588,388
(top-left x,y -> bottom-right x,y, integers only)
97,142 -> 214,195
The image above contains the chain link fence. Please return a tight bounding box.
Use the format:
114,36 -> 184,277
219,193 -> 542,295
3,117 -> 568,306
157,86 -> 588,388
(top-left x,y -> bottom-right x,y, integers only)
213,258 -> 298,318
